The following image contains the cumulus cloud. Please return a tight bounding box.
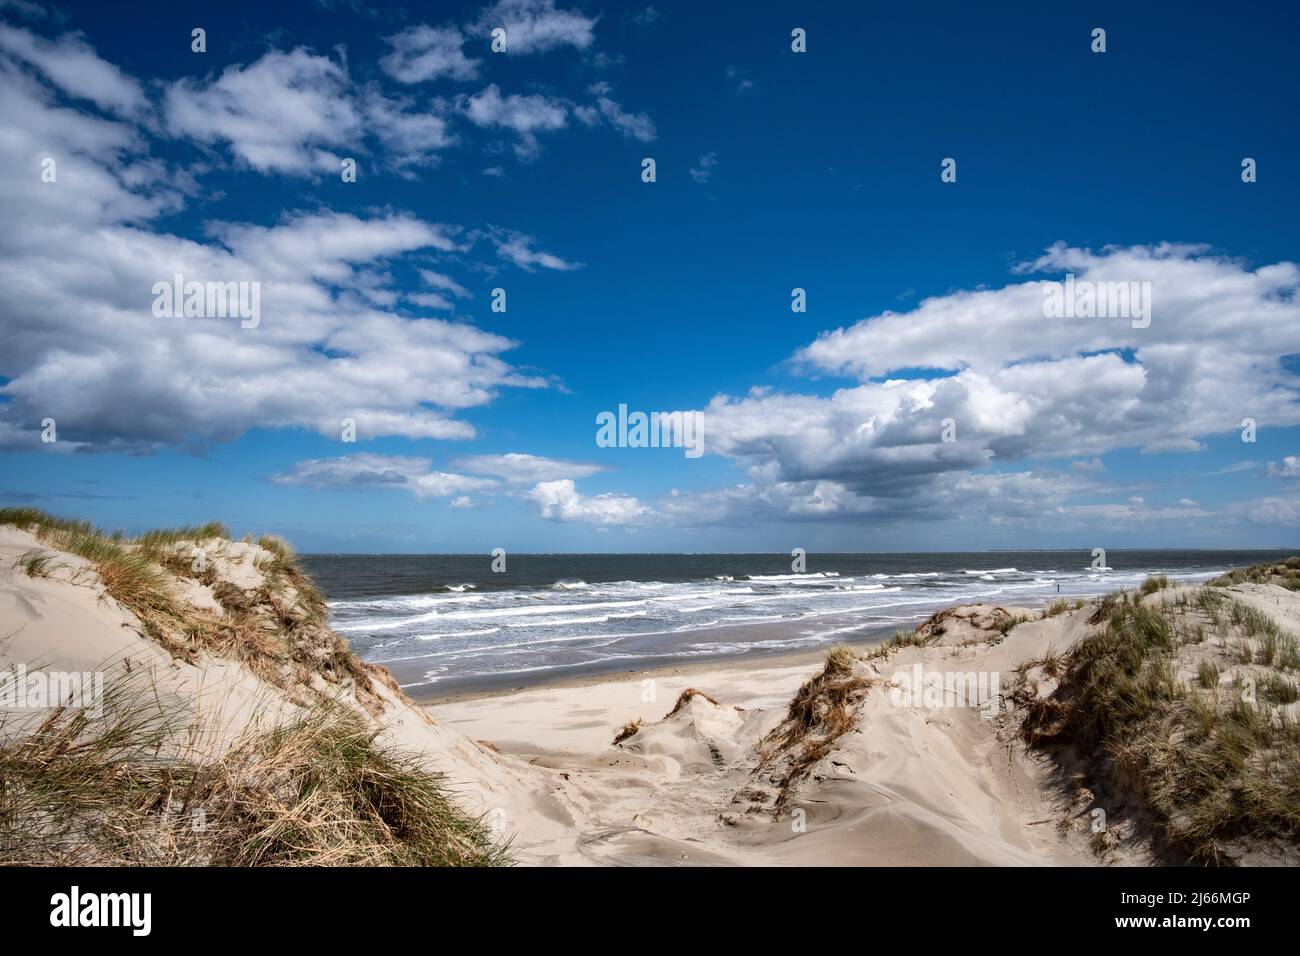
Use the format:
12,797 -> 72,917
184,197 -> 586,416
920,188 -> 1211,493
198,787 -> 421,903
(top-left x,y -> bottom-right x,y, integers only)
0,45 -> 557,452
1267,456 -> 1300,478
162,47 -> 463,175
661,244 -> 1300,527
361,87 -> 455,170
473,0 -> 597,55
461,83 -> 568,159
164,49 -> 362,174
783,243 -> 1300,461
270,454 -> 497,500
379,25 -> 479,83
527,479 -> 651,525
452,452 -> 606,484
1238,495 -> 1300,527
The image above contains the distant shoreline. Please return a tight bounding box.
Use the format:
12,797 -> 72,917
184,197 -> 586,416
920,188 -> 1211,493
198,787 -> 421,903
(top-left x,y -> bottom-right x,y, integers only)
323,557 -> 1235,703
403,594 -> 1068,703
407,636 -> 863,705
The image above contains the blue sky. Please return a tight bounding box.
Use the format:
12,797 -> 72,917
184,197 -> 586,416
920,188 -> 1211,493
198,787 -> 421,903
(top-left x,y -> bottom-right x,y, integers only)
1,0 -> 1299,552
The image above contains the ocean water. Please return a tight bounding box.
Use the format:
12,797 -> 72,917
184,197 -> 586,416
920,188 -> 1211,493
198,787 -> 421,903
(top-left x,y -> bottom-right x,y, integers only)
300,551 -> 1286,694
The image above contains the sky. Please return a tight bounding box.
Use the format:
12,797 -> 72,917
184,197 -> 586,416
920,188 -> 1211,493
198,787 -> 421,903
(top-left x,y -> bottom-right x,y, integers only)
1,0 -> 1299,553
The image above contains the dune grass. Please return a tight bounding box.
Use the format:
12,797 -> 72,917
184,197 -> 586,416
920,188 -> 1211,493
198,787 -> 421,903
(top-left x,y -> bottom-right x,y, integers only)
1139,574 -> 1174,596
0,507 -> 366,699
612,719 -> 643,745
760,644 -> 872,811
1020,590 -> 1300,863
1,510 -> 511,866
1,507 -> 201,656
664,687 -> 719,719
0,677 -> 506,866
1210,558 -> 1300,591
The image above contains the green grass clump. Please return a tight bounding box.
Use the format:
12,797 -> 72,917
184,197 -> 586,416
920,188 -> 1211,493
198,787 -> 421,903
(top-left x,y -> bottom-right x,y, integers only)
1139,574 -> 1173,596
0,677 -> 507,867
1044,599 -> 1071,618
1021,595 -> 1300,864
1197,660 -> 1221,690
2,508 -> 189,651
1209,558 -> 1300,591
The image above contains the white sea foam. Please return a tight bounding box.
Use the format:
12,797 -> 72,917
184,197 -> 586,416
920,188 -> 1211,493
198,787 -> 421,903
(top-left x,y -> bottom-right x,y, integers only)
327,560 -> 1225,690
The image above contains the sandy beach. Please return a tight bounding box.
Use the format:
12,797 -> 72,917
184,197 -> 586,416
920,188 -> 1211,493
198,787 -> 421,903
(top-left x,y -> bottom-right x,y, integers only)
422,601 -> 1110,866
6,514 -> 1300,868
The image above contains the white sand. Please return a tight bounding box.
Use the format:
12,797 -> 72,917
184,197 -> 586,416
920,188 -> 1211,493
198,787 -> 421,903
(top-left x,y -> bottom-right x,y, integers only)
430,605 -> 1107,866
12,522 -> 1291,867
0,524 -> 1113,865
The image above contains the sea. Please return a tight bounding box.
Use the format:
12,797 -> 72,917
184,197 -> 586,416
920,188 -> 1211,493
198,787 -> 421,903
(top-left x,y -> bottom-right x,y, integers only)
299,550 -> 1288,696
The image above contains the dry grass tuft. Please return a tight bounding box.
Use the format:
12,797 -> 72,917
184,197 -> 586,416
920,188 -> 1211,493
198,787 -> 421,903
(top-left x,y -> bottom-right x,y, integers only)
1209,558 -> 1300,591
756,644 -> 872,811
1018,590 -> 1300,864
612,719 -> 643,745
0,507 -> 383,712
0,676 -> 506,866
1043,599 -> 1071,618
664,687 -> 719,719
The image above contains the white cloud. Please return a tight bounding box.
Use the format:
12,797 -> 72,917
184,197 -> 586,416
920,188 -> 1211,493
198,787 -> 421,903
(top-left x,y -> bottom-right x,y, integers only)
462,83 -> 568,159
631,7 -> 659,28
595,96 -> 654,141
1209,461 -> 1260,476
418,269 -> 472,299
0,207 -> 545,450
1244,496 -> 1300,527
380,25 -> 479,83
792,244 -> 1300,462
527,479 -> 651,525
362,87 -> 455,170
271,454 -> 498,500
646,244 -> 1300,529
0,28 -> 612,455
408,292 -> 455,310
690,151 -> 717,183
474,0 -> 597,55
0,51 -> 553,451
453,452 -> 606,484
164,49 -> 359,174
0,25 -> 146,116
491,229 -> 581,271
1267,456 -> 1300,478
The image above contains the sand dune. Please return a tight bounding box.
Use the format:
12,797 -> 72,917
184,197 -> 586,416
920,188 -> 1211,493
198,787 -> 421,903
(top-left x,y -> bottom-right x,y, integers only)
4,518 -> 1297,865
432,605 -> 1103,865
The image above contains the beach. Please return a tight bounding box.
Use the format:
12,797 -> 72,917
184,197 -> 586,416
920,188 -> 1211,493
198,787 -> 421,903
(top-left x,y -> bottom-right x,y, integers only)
425,601 -> 1108,866
5,514 -> 1299,867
